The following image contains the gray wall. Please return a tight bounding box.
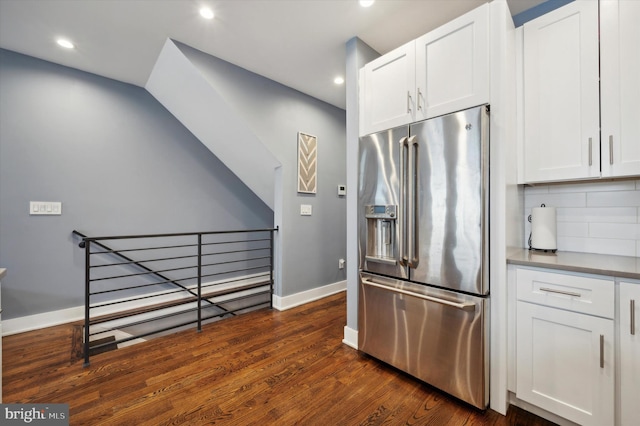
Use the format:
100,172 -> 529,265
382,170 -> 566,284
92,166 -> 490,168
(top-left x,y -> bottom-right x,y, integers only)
0,49 -> 273,319
176,43 -> 347,297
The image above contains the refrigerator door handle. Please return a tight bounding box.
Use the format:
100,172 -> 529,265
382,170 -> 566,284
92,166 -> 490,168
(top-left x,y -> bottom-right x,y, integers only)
361,278 -> 476,312
398,137 -> 409,265
407,135 -> 419,268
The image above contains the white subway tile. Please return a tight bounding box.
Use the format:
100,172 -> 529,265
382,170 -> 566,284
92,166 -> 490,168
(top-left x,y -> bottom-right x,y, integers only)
557,236 -> 636,257
525,192 -> 586,209
557,207 -> 638,223
636,240 -> 640,256
587,190 -> 640,207
557,222 -> 588,237
548,180 -> 636,193
524,185 -> 550,195
589,223 -> 640,240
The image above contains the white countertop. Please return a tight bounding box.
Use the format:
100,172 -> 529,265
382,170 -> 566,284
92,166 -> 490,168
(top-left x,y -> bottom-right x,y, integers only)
507,248 -> 640,280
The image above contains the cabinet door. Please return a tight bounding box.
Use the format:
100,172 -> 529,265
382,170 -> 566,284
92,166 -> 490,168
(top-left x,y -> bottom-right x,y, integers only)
522,0 -> 599,183
516,301 -> 614,426
620,282 -> 640,426
360,41 -> 415,136
415,4 -> 489,120
600,0 -> 640,178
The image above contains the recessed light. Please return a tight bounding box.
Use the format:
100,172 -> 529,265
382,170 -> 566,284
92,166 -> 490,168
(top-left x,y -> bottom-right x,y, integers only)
334,76 -> 345,85
360,0 -> 375,7
199,7 -> 214,19
56,39 -> 74,49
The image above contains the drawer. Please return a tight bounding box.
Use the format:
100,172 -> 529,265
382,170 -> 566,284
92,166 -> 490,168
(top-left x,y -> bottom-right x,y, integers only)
516,267 -> 614,319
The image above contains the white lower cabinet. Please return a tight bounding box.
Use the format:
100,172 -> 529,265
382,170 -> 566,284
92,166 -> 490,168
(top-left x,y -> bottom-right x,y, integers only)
516,302 -> 614,425
514,267 -> 615,426
619,281 -> 640,426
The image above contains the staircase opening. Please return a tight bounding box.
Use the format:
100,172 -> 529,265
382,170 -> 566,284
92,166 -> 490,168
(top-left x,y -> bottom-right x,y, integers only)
72,228 -> 277,366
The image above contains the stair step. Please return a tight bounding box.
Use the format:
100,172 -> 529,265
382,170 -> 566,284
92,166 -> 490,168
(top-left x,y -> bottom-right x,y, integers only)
90,281 -> 271,325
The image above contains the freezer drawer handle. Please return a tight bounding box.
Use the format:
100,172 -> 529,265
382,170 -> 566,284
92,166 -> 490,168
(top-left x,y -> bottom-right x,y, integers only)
539,287 -> 581,298
362,278 -> 476,312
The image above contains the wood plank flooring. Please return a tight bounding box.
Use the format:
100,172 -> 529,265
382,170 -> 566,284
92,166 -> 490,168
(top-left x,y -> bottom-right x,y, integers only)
3,292 -> 556,425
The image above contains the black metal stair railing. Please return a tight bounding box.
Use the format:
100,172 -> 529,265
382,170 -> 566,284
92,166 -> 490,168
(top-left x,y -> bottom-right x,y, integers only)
72,227 -> 277,367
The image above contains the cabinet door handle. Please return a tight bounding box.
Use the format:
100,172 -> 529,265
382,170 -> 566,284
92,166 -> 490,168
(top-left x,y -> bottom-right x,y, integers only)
539,287 -> 582,298
632,299 -> 636,336
609,135 -> 614,165
417,88 -> 423,110
588,138 -> 593,166
407,91 -> 412,113
600,334 -> 604,369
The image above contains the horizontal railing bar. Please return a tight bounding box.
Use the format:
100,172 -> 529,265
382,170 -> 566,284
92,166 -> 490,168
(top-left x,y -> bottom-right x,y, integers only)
91,248 -> 271,269
201,256 -> 272,268
89,264 -> 196,282
80,228 -> 277,243
90,253 -> 199,268
89,239 -> 270,256
201,237 -> 272,246
201,265 -> 272,279
90,243 -> 197,255
201,247 -> 270,257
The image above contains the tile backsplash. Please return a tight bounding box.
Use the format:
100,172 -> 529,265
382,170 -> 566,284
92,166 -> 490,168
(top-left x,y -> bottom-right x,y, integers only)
524,180 -> 640,257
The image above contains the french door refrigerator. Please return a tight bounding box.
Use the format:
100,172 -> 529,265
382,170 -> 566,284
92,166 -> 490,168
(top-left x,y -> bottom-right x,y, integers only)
358,105 -> 489,409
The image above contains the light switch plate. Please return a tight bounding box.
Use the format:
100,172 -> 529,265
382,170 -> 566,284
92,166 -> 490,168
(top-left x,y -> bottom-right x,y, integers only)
300,204 -> 312,216
30,201 -> 62,215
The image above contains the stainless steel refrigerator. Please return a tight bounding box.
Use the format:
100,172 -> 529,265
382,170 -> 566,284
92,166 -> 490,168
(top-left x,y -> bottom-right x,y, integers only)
358,105 -> 489,409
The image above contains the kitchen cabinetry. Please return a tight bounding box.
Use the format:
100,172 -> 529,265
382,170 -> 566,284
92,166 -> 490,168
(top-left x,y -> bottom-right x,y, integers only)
522,0 -> 599,183
619,281 -> 640,426
600,0 -> 640,178
522,0 -> 640,183
360,41 -> 416,135
515,267 -> 614,426
414,4 -> 489,120
359,3 -> 489,136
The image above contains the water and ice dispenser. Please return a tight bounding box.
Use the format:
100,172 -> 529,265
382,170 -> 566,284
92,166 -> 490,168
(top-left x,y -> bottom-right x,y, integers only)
364,205 -> 397,264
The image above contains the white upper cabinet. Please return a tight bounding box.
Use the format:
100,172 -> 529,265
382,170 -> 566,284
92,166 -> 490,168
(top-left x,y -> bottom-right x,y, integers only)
359,4 -> 489,136
522,0 -> 600,183
415,4 -> 489,120
360,41 -> 416,136
600,0 -> 640,178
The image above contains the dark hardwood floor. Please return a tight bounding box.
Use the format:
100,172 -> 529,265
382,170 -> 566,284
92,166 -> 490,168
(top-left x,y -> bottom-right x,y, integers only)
3,292 -> 556,425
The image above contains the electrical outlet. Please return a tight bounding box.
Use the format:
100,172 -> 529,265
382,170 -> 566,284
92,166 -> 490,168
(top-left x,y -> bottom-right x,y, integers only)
339,258 -> 345,269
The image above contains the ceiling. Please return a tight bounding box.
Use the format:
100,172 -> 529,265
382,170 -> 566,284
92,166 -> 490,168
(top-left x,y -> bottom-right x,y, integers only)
0,0 -> 545,110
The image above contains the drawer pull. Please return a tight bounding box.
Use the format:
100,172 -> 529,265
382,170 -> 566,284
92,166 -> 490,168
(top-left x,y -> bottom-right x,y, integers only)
632,299 -> 636,336
609,135 -> 614,165
588,138 -> 593,166
600,334 -> 604,369
539,287 -> 582,298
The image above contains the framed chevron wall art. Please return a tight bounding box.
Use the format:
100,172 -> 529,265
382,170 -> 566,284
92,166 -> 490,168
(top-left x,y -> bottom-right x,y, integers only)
297,132 -> 317,194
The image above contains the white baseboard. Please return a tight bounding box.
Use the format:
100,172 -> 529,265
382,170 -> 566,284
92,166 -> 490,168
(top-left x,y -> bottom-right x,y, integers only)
342,326 -> 358,349
3,306 -> 84,336
272,280 -> 346,311
2,273 -> 271,336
